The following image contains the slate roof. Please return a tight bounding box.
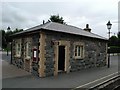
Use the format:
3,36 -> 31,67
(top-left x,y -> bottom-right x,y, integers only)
12,22 -> 107,40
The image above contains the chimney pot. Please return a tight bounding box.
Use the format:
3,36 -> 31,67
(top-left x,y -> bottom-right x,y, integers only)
84,24 -> 91,32
43,20 -> 45,24
86,24 -> 89,28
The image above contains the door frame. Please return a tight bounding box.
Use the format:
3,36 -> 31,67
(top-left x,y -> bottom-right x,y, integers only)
54,40 -> 70,76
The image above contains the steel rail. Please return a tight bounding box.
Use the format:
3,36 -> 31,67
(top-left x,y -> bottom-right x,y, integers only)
89,74 -> 120,90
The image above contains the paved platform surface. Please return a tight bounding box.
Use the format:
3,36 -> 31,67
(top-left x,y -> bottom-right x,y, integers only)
1,51 -> 31,79
2,60 -> 31,79
1,51 -> 119,88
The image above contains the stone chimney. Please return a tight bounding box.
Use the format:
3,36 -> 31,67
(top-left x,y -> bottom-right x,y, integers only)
84,24 -> 91,32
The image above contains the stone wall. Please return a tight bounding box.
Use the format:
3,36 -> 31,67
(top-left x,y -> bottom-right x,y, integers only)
12,39 -> 24,69
12,31 -> 107,77
71,40 -> 107,72
45,35 -> 55,76
31,34 -> 40,76
12,33 -> 40,76
44,31 -> 107,76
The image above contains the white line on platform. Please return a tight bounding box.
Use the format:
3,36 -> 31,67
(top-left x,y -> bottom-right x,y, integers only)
90,74 -> 119,89
75,72 -> 118,89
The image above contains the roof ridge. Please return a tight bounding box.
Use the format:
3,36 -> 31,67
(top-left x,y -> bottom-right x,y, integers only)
26,24 -> 43,30
25,21 -> 51,31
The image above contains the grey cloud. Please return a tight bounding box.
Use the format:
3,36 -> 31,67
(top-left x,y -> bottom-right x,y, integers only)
1,1 -> 118,37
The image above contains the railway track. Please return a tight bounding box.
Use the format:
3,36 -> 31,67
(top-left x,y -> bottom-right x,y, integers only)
89,73 -> 120,90
73,72 -> 120,90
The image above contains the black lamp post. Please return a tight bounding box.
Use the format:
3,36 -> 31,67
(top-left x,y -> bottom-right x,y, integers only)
106,21 -> 112,68
7,26 -> 11,56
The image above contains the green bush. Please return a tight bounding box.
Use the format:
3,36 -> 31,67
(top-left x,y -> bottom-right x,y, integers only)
108,46 -> 120,53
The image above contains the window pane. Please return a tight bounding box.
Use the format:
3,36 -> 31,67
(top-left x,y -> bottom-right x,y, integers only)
18,44 -> 20,51
16,43 -> 18,55
15,40 -> 21,56
78,46 -> 81,56
81,46 -> 83,57
75,45 -> 84,58
26,42 -> 31,57
18,43 -> 20,55
28,43 -> 31,57
25,43 -> 28,57
75,46 -> 77,56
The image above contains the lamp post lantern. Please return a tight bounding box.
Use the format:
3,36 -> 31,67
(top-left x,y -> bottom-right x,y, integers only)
106,21 -> 112,68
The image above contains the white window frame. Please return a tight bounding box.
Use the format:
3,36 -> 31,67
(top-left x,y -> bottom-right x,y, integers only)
74,42 -> 84,59
25,42 -> 31,59
15,39 -> 21,57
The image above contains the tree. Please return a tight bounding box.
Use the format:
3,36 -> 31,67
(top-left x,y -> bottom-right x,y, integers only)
49,14 -> 66,24
1,30 -> 7,49
13,28 -> 23,34
117,31 -> 120,39
117,31 -> 120,47
5,28 -> 23,42
108,36 -> 118,47
108,35 -> 120,53
6,26 -> 12,40
1,28 -> 23,50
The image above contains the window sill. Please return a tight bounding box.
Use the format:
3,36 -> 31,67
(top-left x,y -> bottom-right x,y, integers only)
14,55 -> 21,58
74,56 -> 84,60
25,57 -> 31,60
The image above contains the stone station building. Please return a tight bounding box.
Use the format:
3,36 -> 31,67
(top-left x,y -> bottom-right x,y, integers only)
11,22 -> 108,77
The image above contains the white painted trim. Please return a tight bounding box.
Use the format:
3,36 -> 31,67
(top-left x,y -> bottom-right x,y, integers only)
15,39 -> 22,57
73,42 -> 85,59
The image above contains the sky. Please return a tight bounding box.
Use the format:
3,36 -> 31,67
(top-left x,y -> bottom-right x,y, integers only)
1,0 -> 119,38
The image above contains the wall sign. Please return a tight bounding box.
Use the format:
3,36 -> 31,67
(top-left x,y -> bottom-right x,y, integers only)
33,48 -> 37,61
34,51 -> 37,58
